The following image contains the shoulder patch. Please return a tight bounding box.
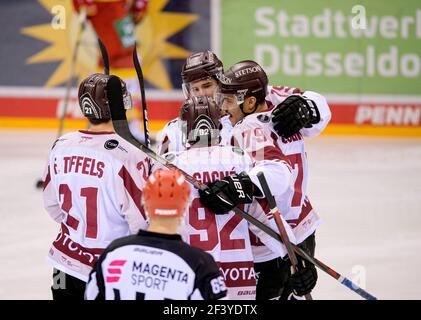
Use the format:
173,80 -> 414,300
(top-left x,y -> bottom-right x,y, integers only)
232,147 -> 245,156
104,139 -> 119,150
164,153 -> 175,162
257,114 -> 271,123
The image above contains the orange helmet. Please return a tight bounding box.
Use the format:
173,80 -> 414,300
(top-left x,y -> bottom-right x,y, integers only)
143,169 -> 191,218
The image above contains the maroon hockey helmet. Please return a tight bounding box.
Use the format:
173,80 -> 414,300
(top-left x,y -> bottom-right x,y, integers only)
78,73 -> 132,120
181,51 -> 224,84
179,95 -> 221,147
217,60 -> 268,106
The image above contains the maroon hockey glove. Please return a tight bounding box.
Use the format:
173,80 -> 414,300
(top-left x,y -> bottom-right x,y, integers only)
272,95 -> 320,138
198,172 -> 254,214
289,255 -> 318,296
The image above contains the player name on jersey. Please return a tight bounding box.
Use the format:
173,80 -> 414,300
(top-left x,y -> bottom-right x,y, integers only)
192,170 -> 237,184
53,155 -> 105,178
280,132 -> 303,144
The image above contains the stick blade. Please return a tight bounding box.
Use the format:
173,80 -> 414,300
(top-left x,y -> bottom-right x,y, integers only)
107,76 -> 126,121
107,76 -> 142,149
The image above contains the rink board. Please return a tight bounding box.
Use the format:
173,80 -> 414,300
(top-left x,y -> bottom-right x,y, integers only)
0,88 -> 421,136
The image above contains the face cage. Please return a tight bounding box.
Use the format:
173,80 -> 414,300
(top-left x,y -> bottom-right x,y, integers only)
181,83 -> 191,99
181,76 -> 219,99
214,90 -> 245,109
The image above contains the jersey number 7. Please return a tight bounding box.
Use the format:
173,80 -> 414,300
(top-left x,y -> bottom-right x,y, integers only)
285,153 -> 304,207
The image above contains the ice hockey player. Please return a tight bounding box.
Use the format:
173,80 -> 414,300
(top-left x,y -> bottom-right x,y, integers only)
159,96 -> 295,299
42,73 -> 150,300
202,60 -> 332,299
157,50 -> 320,162
157,50 -> 226,155
85,169 -> 228,300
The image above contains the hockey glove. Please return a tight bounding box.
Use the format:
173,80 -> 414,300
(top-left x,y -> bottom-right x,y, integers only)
272,95 -> 321,138
289,255 -> 318,296
198,172 -> 254,214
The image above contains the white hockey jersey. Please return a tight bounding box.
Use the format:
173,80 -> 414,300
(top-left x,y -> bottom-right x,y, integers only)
43,130 -> 151,281
159,145 -> 294,299
239,85 -> 330,260
156,86 -> 331,263
265,85 -> 331,138
156,115 -> 233,155
156,86 -> 331,154
231,110 -> 323,246
156,117 -> 182,155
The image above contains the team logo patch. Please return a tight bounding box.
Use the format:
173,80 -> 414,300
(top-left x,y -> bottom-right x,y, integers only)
106,260 -> 127,283
80,92 -> 101,119
104,139 -> 119,150
257,114 -> 270,123
236,89 -> 248,102
190,115 -> 215,141
164,153 -> 175,162
219,73 -> 232,84
232,147 -> 245,156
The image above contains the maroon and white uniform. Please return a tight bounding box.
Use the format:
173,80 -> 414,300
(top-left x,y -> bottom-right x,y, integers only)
43,130 -> 150,282
156,86 -> 330,155
156,117 -> 181,155
265,85 -> 331,138
231,86 -> 331,248
156,86 -> 331,263
160,145 -> 295,299
156,115 -> 233,155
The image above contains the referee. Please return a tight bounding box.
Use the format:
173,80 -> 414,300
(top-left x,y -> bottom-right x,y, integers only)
85,169 -> 228,300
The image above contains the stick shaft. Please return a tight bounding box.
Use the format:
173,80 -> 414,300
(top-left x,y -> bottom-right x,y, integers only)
57,9 -> 87,138
97,37 -> 110,75
257,172 -> 312,300
133,45 -> 150,148
109,63 -> 377,302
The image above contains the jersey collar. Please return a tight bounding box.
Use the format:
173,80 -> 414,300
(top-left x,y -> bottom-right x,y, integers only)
137,229 -> 182,241
78,130 -> 114,135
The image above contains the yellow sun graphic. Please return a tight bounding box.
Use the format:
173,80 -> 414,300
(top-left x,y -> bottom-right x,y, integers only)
21,0 -> 198,89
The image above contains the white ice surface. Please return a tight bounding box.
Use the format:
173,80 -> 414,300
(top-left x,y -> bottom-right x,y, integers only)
0,130 -> 420,299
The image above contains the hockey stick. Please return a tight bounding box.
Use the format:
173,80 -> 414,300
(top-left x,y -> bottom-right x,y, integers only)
100,39 -> 152,148
35,9 -> 87,189
133,44 -> 150,148
257,172 -> 313,300
58,9 -> 88,138
256,172 -> 376,300
97,37 -> 110,75
107,71 -> 378,301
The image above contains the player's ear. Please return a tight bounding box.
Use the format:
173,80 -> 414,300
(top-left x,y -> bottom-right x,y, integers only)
244,96 -> 257,113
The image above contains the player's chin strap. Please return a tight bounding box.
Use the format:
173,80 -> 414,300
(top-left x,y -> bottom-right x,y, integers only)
238,95 -> 263,116
238,95 -> 259,116
239,102 -> 258,116
107,62 -> 378,301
